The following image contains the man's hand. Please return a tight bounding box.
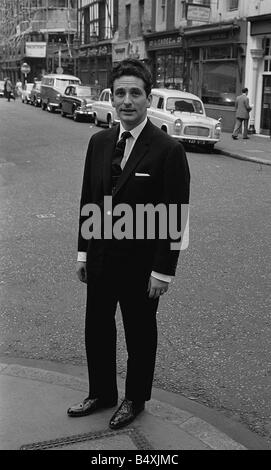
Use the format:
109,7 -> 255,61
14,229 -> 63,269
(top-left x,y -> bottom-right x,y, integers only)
148,276 -> 169,299
76,261 -> 87,284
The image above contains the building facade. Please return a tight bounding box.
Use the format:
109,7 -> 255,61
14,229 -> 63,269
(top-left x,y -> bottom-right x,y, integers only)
77,0 -> 118,88
0,0 -> 77,83
245,1 -> 271,135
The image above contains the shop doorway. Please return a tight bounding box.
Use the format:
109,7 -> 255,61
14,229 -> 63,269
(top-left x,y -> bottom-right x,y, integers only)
261,75 -> 271,135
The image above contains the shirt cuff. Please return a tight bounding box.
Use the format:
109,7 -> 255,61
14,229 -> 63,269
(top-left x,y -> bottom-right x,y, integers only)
151,271 -> 171,283
77,252 -> 87,263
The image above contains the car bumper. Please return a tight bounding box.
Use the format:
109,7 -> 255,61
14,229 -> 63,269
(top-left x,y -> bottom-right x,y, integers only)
75,109 -> 94,117
171,135 -> 220,145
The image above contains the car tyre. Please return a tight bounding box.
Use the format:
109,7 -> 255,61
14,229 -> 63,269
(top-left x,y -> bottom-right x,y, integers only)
94,115 -> 100,127
41,101 -> 47,111
61,109 -> 66,117
73,110 -> 80,122
205,144 -> 215,153
47,104 -> 54,113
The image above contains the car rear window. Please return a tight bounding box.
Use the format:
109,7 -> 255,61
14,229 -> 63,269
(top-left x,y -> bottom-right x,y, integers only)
166,98 -> 204,114
55,79 -> 80,91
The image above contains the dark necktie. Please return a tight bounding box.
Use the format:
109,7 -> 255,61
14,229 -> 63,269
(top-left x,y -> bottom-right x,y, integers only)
111,131 -> 132,192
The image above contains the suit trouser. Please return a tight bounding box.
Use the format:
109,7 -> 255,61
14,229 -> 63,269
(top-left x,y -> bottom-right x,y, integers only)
85,254 -> 159,403
232,118 -> 249,138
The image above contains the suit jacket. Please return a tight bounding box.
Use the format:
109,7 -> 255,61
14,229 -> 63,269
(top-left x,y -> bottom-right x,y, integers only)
78,119 -> 190,277
235,94 -> 252,119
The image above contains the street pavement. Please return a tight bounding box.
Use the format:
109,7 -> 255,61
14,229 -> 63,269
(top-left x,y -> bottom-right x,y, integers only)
216,132 -> 271,166
1,359 -> 269,451
1,102 -> 271,450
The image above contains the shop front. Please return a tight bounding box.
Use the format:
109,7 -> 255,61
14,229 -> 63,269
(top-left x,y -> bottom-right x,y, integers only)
247,14 -> 271,135
144,31 -> 185,91
78,43 -> 112,89
183,20 -> 247,132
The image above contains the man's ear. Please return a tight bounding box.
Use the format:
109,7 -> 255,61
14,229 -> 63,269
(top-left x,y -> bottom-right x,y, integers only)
146,94 -> 151,108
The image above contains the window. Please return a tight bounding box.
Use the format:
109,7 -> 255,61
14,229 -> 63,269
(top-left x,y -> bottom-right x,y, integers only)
201,62 -> 237,106
125,4 -> 131,40
150,94 -> 160,108
228,0 -> 239,11
166,97 -> 204,114
156,0 -> 167,29
157,97 -> 164,109
139,0 -> 144,33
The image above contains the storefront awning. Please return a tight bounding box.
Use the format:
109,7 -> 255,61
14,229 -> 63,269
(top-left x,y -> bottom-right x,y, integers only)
248,14 -> 271,36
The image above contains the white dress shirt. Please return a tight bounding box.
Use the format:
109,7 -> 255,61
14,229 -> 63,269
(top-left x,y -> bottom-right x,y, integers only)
78,117 -> 171,283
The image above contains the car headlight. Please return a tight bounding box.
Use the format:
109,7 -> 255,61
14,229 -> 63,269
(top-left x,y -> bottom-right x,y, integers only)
174,119 -> 182,133
56,93 -> 61,99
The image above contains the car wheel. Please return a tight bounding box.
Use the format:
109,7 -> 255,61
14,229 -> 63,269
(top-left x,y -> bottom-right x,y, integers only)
34,99 -> 38,107
41,101 -> 47,111
73,110 -> 80,122
47,104 -> 54,113
205,144 -> 215,153
161,126 -> 167,133
94,115 -> 100,127
61,109 -> 66,117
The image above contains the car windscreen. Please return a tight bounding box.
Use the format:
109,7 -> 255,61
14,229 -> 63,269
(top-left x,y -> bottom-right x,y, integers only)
76,88 -> 97,98
55,79 -> 80,91
166,98 -> 204,114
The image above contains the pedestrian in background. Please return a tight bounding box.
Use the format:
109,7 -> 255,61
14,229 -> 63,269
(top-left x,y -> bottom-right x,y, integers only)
5,78 -> 15,102
67,58 -> 190,430
232,87 -> 252,140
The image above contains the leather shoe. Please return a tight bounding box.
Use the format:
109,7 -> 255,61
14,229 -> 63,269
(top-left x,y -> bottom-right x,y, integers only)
109,398 -> 145,429
67,397 -> 117,417
232,136 -> 238,140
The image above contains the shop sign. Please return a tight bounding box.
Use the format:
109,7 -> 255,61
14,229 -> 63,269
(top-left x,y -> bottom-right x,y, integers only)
187,4 -> 211,23
147,36 -> 182,51
25,42 -> 46,58
79,45 -> 111,57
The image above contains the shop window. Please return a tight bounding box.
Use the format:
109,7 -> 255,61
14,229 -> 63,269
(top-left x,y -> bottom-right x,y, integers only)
201,62 -> 237,107
156,53 -> 184,90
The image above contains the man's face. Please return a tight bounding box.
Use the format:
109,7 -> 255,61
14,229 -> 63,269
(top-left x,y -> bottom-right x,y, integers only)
112,75 -> 151,130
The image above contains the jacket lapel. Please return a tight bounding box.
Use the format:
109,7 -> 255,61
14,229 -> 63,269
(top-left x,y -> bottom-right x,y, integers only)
113,120 -> 153,198
102,125 -> 119,195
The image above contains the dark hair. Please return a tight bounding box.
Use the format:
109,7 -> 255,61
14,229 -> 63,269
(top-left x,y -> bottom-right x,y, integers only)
242,87 -> 248,93
110,59 -> 153,97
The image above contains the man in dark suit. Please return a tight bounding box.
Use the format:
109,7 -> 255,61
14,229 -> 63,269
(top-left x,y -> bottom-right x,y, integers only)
67,59 -> 190,429
232,88 -> 252,140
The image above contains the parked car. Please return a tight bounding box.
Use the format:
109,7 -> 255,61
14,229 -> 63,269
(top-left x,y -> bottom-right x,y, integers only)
0,80 -> 5,97
60,84 -> 99,121
21,82 -> 34,104
29,81 -> 42,107
40,73 -> 81,112
92,88 -> 119,128
147,88 -> 222,151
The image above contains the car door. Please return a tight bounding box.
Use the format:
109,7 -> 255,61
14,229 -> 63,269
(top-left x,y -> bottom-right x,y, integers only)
103,91 -> 112,122
62,86 -> 70,113
71,87 -> 81,113
148,94 -> 161,127
99,91 -> 107,122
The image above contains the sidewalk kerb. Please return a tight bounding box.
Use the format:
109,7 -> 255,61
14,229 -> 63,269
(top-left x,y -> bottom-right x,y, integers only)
216,148 -> 271,166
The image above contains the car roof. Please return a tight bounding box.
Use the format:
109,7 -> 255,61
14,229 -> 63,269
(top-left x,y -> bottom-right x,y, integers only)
42,74 -> 80,80
151,88 -> 202,101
